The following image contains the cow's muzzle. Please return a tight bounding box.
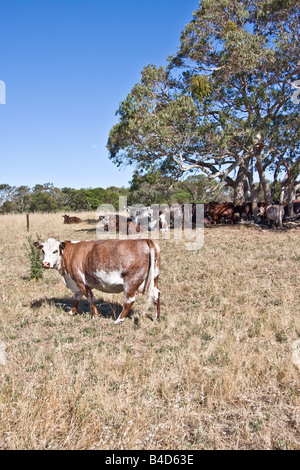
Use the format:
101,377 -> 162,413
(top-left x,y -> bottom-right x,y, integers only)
42,262 -> 51,269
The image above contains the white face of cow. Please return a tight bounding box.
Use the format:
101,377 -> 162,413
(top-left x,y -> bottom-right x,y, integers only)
34,238 -> 62,269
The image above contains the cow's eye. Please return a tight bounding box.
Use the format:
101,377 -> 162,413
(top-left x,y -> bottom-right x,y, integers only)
53,250 -> 58,254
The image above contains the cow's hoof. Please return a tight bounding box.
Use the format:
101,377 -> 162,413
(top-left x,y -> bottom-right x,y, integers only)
114,317 -> 125,325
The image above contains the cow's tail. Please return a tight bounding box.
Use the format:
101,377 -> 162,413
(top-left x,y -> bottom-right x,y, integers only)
143,241 -> 160,309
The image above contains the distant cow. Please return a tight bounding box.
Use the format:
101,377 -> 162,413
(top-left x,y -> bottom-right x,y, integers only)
205,202 -> 235,224
34,238 -> 160,324
132,207 -> 153,229
99,214 -> 142,234
284,200 -> 300,217
234,202 -> 252,221
259,204 -> 284,228
293,200 -> 300,214
63,214 -> 82,224
127,220 -> 143,234
170,205 -> 186,229
159,213 -> 169,231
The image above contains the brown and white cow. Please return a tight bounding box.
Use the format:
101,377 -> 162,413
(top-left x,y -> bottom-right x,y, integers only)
63,215 -> 82,224
259,204 -> 284,228
98,214 -> 142,234
34,238 -> 160,324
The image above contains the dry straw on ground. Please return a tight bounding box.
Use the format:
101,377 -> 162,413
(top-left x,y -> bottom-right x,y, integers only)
0,212 -> 299,449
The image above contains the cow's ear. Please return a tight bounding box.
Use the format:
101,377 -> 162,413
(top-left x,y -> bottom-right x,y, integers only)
34,241 -> 43,250
59,241 -> 66,252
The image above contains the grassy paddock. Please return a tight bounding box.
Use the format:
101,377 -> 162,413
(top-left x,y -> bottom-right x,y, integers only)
0,212 -> 299,449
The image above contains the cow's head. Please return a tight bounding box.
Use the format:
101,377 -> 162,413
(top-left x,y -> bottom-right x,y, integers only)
257,205 -> 266,216
34,238 -> 65,269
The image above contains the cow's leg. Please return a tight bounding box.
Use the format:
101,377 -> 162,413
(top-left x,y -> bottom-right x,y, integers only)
72,300 -> 80,315
86,287 -> 99,317
70,292 -> 83,316
115,291 -> 135,324
76,283 -> 99,317
154,276 -> 160,321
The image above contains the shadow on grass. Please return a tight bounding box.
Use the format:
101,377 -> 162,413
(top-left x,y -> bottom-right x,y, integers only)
84,218 -> 99,225
73,227 -> 98,234
73,220 -> 290,233
30,296 -> 134,321
203,221 -> 295,231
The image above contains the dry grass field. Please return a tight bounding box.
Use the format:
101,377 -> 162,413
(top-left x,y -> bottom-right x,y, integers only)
0,211 -> 299,450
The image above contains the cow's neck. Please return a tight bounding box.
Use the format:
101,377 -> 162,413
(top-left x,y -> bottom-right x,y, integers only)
57,256 -> 66,276
61,257 -> 66,275
58,243 -> 72,276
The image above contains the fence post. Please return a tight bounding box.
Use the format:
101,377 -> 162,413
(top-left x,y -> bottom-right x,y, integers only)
26,213 -> 30,231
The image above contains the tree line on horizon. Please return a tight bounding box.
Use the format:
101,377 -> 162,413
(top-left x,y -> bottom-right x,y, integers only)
0,172 -> 286,214
0,176 -> 232,214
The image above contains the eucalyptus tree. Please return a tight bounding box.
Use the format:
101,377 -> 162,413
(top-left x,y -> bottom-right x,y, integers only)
108,0 -> 300,207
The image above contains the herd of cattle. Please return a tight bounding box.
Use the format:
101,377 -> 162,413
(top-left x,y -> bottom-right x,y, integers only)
92,200 -> 300,233
203,200 -> 300,227
62,199 -> 300,233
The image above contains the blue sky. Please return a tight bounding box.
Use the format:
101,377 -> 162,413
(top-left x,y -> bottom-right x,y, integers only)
0,0 -> 199,189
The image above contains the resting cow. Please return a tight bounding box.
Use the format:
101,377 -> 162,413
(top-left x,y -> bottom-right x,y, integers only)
34,238 -> 160,324
63,215 -> 82,224
205,202 -> 235,224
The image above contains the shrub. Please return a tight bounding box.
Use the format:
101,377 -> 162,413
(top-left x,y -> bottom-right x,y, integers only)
26,235 -> 43,280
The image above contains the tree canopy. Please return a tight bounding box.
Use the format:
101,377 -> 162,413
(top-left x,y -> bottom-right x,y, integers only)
107,0 -> 300,211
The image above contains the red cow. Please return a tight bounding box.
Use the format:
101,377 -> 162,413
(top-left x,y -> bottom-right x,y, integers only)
205,203 -> 235,224
63,215 -> 82,224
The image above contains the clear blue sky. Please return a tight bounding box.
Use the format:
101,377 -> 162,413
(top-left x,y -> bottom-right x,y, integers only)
0,0 -> 199,189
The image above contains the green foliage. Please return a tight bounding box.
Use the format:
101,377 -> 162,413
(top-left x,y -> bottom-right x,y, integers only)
85,187 -> 106,209
0,173 -> 235,213
25,235 -> 43,281
0,184 -> 130,213
29,192 -> 58,212
107,0 -> 300,205
128,172 -> 232,205
0,200 -> 17,214
191,75 -> 211,102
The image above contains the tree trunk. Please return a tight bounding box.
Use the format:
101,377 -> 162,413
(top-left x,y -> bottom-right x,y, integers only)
287,173 -> 296,216
248,157 -> 259,222
233,166 -> 247,206
256,154 -> 272,205
279,183 -> 286,204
